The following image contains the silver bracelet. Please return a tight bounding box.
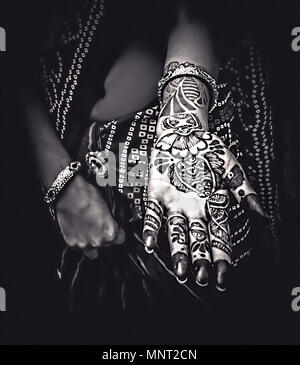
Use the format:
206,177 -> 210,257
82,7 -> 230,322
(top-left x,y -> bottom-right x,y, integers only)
158,62 -> 219,113
44,161 -> 82,208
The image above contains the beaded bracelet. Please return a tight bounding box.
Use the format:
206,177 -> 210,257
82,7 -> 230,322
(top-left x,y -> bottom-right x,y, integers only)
44,161 -> 82,219
158,62 -> 219,113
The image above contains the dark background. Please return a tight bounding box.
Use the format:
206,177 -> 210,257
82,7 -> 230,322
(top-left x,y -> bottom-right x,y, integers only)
0,0 -> 300,344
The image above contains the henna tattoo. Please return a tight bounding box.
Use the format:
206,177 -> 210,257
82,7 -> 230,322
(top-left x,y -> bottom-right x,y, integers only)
156,128 -> 207,157
154,133 -> 226,198
160,113 -> 202,132
143,199 -> 163,234
208,192 -> 232,257
158,69 -> 210,147
189,220 -> 211,263
153,151 -> 174,174
167,214 -> 189,257
147,200 -> 163,218
161,77 -> 209,121
162,77 -> 209,112
211,240 -> 232,257
163,61 -> 179,75
144,215 -> 161,231
208,139 -> 226,155
224,164 -> 245,191
169,154 -> 216,198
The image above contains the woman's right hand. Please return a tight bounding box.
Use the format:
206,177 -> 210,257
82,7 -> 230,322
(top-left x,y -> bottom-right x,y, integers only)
56,174 -> 125,259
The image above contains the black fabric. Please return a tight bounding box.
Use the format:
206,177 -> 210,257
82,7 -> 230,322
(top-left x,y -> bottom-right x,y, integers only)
37,0 -> 281,344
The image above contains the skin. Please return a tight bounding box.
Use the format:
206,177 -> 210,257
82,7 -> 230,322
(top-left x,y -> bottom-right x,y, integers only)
21,2 -> 266,289
22,88 -> 125,260
143,3 -> 266,290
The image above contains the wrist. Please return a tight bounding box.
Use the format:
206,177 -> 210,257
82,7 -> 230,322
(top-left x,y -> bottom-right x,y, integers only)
158,62 -> 218,113
157,67 -> 213,137
43,161 -> 82,219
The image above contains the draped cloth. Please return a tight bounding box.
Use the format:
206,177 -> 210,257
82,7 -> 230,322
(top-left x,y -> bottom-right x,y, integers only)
40,0 -> 280,344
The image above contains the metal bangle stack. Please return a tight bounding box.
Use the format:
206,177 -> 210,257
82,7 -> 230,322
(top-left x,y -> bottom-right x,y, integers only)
158,62 -> 219,113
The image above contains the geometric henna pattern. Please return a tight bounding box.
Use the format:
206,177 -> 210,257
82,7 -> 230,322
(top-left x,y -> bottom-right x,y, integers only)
167,214 -> 189,258
207,192 -> 232,256
161,76 -> 209,118
189,220 -> 211,263
154,132 -> 226,198
143,199 -> 163,233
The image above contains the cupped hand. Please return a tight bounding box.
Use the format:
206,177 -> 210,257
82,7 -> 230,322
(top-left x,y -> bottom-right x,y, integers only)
56,174 -> 125,260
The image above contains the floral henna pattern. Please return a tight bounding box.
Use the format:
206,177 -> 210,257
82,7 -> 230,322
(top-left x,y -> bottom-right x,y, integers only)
154,131 -> 226,198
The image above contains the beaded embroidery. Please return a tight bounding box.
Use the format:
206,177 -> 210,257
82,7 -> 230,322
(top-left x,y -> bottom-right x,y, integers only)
41,1 -> 279,266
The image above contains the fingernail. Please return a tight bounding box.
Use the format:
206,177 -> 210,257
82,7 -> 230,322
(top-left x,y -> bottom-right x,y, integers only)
176,277 -> 188,285
215,260 -> 230,293
196,277 -> 209,287
145,246 -> 154,254
85,249 -> 98,261
115,228 -> 126,244
174,256 -> 188,283
195,261 -> 210,287
216,284 -> 227,292
145,234 -> 156,251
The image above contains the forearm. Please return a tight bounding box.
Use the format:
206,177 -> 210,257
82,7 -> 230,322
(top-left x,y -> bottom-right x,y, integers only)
166,1 -> 219,78
157,2 -> 219,136
157,72 -> 211,136
22,87 -> 72,190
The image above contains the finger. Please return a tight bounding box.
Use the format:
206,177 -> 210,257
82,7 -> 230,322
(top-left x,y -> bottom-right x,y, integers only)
223,150 -> 258,203
91,224 -> 125,248
143,199 -> 164,254
113,227 -> 126,245
214,259 -> 231,293
102,220 -> 119,243
189,218 -> 211,287
242,193 -> 269,220
223,152 -> 268,218
83,246 -> 98,260
207,190 -> 232,292
167,212 -> 189,284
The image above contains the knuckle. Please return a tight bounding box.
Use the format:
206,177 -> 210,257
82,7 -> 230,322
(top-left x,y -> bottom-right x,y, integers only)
64,237 -> 76,247
104,222 -> 118,242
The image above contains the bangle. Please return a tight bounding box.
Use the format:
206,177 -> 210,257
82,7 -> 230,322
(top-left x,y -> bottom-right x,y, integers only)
158,62 -> 219,113
44,161 -> 82,209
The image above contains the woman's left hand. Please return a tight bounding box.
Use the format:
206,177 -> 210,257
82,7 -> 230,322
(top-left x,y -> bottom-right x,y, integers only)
143,119 -> 266,291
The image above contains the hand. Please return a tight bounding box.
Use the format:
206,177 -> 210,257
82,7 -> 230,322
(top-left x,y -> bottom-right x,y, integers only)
56,174 -> 125,260
143,124 -> 266,291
